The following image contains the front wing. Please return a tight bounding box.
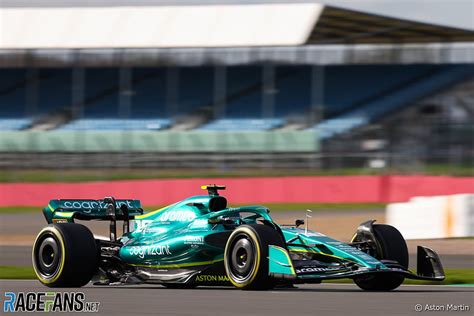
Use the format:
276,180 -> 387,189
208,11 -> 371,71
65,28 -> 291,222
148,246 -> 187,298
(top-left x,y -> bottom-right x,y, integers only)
269,245 -> 445,282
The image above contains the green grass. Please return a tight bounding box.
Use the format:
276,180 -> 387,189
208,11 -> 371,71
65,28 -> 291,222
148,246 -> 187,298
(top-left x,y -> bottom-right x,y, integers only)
0,169 -> 369,183
0,266 -> 36,279
0,206 -> 40,213
0,164 -> 472,183
423,164 -> 474,177
0,203 -> 385,214
324,269 -> 474,286
1,266 -> 473,285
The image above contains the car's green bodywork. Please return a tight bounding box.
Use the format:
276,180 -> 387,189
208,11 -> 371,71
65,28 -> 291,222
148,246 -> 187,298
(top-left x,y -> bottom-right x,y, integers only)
41,190 -> 444,286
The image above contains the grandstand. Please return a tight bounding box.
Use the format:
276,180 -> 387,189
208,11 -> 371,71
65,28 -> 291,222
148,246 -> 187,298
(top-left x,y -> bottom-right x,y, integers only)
1,65 -> 472,132
0,1 -> 473,169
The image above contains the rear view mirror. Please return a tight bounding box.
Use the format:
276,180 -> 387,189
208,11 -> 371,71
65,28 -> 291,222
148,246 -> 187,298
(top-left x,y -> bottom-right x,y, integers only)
295,219 -> 305,227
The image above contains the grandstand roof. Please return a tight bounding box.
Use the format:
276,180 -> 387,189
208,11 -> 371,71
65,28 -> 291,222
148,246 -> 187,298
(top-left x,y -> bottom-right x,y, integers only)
1,3 -> 473,67
0,3 -> 473,50
308,6 -> 474,45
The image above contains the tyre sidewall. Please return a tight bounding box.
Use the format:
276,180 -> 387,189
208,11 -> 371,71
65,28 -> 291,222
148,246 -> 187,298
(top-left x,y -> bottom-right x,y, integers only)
224,224 -> 284,290
32,226 -> 67,286
32,223 -> 98,287
224,226 -> 262,289
354,224 -> 408,291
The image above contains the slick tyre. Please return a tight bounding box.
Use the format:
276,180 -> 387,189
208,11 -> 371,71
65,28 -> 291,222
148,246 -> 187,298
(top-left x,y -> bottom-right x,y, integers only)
353,224 -> 408,291
224,224 -> 285,290
32,223 -> 98,287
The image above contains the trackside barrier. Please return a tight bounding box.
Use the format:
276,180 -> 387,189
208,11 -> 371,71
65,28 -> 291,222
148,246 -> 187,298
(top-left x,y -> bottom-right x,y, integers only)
0,176 -> 473,207
386,194 -> 474,239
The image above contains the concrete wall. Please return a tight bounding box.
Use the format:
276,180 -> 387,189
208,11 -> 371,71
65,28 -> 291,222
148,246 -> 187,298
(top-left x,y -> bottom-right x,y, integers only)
1,175 -> 472,206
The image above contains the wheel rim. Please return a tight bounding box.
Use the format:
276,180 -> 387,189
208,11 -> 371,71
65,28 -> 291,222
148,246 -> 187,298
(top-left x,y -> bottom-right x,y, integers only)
227,233 -> 257,283
34,233 -> 62,279
352,235 -> 379,259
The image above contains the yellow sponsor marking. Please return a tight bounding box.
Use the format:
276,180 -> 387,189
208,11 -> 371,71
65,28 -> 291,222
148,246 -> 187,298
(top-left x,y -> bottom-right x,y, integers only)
135,203 -> 177,220
54,212 -> 74,217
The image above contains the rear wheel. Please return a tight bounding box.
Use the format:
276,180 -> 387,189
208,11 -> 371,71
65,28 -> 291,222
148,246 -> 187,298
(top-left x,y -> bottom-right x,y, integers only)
32,223 -> 98,287
224,224 -> 284,290
353,224 -> 408,291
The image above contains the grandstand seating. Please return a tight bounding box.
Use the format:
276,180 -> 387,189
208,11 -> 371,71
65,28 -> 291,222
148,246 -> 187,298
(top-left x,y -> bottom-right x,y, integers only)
198,118 -> 285,131
38,70 -> 72,115
323,65 -> 441,117
79,67 -> 215,118
0,70 -> 28,119
215,66 -> 311,119
0,69 -> 72,130
1,65 -> 472,135
313,117 -> 368,140
312,65 -> 474,139
0,118 -> 32,130
198,67 -> 307,130
59,118 -> 172,131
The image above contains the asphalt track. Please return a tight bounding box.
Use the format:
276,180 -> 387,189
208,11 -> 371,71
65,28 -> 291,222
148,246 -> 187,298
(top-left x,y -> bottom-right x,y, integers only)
1,280 -> 473,316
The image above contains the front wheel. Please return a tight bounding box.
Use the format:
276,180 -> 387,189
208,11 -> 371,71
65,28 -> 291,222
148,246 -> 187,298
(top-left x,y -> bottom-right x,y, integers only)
353,224 -> 408,291
224,224 -> 285,290
32,223 -> 98,287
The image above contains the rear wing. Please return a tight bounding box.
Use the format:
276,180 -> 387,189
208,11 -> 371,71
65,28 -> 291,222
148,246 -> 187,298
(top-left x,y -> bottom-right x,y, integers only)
44,198 -> 143,223
43,197 -> 144,241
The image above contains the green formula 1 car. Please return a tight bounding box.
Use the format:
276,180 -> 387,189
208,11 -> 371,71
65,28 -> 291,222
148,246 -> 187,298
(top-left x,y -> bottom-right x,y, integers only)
32,185 -> 445,291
